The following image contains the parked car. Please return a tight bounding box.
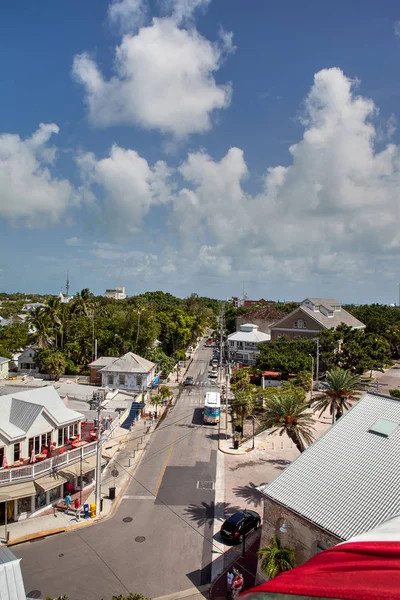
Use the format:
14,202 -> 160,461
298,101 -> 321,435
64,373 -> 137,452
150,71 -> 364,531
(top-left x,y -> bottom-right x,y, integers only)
220,510 -> 261,543
184,376 -> 194,386
208,371 -> 218,379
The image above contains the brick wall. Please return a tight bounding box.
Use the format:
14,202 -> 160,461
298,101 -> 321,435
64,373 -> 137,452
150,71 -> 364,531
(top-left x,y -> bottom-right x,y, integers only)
261,497 -> 341,566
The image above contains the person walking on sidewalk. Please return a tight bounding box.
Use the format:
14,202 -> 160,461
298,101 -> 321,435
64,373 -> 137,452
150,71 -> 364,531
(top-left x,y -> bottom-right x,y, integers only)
65,492 -> 71,514
227,570 -> 234,599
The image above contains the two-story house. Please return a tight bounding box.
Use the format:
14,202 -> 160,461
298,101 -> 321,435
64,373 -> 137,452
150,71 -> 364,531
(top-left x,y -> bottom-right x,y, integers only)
18,347 -> 38,373
227,323 -> 271,366
91,352 -> 157,394
270,298 -> 365,341
0,386 -> 85,522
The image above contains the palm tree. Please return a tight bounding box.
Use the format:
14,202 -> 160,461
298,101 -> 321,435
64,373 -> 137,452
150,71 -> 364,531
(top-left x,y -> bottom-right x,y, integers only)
261,393 -> 315,453
28,307 -> 51,349
258,536 -> 295,580
149,393 -> 163,417
44,297 -> 61,347
231,368 -> 250,390
72,288 -> 92,317
42,351 -> 67,380
312,367 -> 362,423
232,388 -> 254,432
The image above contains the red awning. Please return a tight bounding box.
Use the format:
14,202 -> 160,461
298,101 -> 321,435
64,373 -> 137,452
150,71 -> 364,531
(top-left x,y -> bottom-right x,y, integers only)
262,371 -> 281,377
242,541 -> 400,600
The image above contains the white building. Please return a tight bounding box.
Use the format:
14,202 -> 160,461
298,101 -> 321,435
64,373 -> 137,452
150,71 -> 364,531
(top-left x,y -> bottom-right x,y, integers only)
0,387 -> 84,521
104,286 -> 126,300
91,352 -> 157,393
58,292 -> 73,304
0,357 -> 10,380
21,302 -> 45,313
17,347 -> 38,373
227,323 -> 270,366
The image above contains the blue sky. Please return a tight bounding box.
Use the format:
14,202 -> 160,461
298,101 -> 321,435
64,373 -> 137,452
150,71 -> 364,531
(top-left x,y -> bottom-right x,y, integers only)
1,0 -> 400,303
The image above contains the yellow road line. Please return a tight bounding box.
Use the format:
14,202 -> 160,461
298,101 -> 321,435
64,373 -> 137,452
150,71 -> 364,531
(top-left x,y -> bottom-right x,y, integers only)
153,427 -> 180,497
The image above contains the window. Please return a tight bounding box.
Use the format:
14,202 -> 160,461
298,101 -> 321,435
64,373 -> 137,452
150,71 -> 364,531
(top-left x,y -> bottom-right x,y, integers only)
0,447 -> 4,465
314,305 -> 320,311
35,490 -> 46,510
303,321 -> 307,328
119,374 -> 126,385
18,496 -> 32,514
237,342 -> 243,349
50,486 -> 61,502
229,341 -> 234,347
136,375 -> 142,387
293,321 -> 297,328
13,443 -> 20,462
297,319 -> 303,328
108,374 -> 114,385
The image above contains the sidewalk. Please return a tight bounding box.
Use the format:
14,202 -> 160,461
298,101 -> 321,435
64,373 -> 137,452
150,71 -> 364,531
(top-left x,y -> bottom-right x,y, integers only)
0,417 -> 157,546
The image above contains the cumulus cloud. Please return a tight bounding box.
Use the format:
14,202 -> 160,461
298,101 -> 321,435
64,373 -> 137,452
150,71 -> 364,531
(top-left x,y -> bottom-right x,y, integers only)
169,68 -> 400,287
108,0 -> 146,32
0,124 -> 77,226
162,0 -> 211,22
73,2 -> 233,137
77,144 -> 173,234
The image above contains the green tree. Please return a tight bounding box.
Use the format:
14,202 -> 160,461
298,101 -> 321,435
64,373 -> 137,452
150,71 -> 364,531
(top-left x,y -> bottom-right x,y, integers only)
149,393 -> 163,416
0,322 -> 29,353
256,338 -> 315,377
41,351 -> 67,380
232,388 -> 254,430
231,368 -> 250,389
145,347 -> 175,376
43,296 -> 62,348
291,371 -> 312,393
261,393 -> 315,453
112,594 -> 151,600
312,367 -> 363,422
258,536 -> 295,580
72,288 -> 93,317
159,385 -> 172,400
28,307 -> 51,349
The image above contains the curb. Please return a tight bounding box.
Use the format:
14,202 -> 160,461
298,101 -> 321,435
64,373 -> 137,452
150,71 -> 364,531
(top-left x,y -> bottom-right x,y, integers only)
3,424 -> 153,546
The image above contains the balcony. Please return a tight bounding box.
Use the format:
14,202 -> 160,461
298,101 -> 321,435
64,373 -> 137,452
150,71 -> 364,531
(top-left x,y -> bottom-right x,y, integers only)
0,417 -> 119,487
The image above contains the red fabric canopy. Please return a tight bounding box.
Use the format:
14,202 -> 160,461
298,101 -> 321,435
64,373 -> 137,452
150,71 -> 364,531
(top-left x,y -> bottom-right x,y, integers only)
243,541 -> 400,600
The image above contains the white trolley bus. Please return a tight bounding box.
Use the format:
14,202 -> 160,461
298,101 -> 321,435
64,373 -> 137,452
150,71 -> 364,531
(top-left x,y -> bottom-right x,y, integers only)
203,392 -> 221,424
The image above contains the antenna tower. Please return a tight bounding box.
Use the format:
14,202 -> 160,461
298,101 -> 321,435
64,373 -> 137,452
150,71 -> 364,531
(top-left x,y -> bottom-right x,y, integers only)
66,271 -> 70,299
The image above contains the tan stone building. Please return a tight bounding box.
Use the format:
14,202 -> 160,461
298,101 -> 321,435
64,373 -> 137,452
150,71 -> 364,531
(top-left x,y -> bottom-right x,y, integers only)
259,392 -> 400,567
270,297 -> 365,341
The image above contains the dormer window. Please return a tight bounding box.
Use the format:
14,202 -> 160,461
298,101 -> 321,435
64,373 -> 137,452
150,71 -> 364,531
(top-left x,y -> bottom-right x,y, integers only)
314,305 -> 320,311
298,319 -> 303,328
328,311 -> 334,317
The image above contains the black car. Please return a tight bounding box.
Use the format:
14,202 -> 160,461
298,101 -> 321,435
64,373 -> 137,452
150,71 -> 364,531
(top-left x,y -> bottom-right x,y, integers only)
220,510 -> 261,543
183,376 -> 194,386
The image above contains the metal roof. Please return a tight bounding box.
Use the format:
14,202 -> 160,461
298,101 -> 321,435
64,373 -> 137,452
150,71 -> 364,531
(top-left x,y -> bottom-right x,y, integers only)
260,392 -> 400,541
99,352 -> 155,373
9,398 -> 42,433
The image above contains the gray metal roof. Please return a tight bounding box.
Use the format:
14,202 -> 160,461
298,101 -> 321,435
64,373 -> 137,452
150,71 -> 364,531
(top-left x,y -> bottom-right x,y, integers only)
0,386 -> 84,442
99,352 -> 155,374
0,356 -> 10,364
9,398 -> 42,432
260,392 -> 400,540
300,305 -> 365,330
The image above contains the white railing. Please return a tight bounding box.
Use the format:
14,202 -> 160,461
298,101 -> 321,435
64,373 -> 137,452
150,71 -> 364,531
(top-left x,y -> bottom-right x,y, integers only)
0,414 -> 122,487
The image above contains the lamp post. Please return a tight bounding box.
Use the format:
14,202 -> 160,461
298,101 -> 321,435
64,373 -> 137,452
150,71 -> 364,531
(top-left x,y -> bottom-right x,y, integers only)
89,390 -> 107,517
308,353 -> 314,406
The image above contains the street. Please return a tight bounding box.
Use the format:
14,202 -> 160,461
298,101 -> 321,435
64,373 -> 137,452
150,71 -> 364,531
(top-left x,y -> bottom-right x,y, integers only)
14,343 -> 221,600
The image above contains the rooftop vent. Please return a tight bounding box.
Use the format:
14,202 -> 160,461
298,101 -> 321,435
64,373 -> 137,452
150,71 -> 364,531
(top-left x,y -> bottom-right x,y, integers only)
368,418 -> 399,438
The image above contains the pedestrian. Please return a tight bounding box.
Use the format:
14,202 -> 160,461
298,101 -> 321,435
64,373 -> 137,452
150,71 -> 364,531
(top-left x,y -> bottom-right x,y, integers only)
65,492 -> 71,514
226,570 -> 233,599
74,497 -> 80,520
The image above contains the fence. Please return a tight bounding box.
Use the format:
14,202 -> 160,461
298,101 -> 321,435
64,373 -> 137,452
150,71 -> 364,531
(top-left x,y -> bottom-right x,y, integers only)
0,414 -> 121,486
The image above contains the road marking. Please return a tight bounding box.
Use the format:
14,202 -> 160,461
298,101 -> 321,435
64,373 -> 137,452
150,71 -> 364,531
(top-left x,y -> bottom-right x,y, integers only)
211,447 -> 225,581
122,495 -> 155,500
153,426 -> 180,497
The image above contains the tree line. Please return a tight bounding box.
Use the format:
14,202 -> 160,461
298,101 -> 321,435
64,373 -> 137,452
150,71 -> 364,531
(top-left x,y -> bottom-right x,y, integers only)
0,291 -> 219,378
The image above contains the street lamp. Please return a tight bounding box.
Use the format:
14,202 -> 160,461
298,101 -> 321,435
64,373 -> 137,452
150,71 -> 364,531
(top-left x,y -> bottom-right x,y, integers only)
308,354 -> 314,406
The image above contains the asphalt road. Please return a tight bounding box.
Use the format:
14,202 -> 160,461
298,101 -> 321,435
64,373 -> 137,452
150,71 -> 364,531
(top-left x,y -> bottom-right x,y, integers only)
15,343 -> 221,600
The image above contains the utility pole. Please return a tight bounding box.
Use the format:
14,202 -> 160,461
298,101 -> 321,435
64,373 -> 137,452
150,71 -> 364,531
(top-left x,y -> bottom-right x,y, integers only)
89,390 -> 107,517
315,337 -> 320,389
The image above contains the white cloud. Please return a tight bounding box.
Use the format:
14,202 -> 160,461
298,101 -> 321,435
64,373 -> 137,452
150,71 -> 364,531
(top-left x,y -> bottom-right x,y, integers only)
168,68 -> 400,288
73,12 -> 232,137
65,236 -> 81,246
108,0 -> 146,32
394,21 -> 400,39
0,124 -> 77,226
162,0 -> 211,22
77,144 -> 173,234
